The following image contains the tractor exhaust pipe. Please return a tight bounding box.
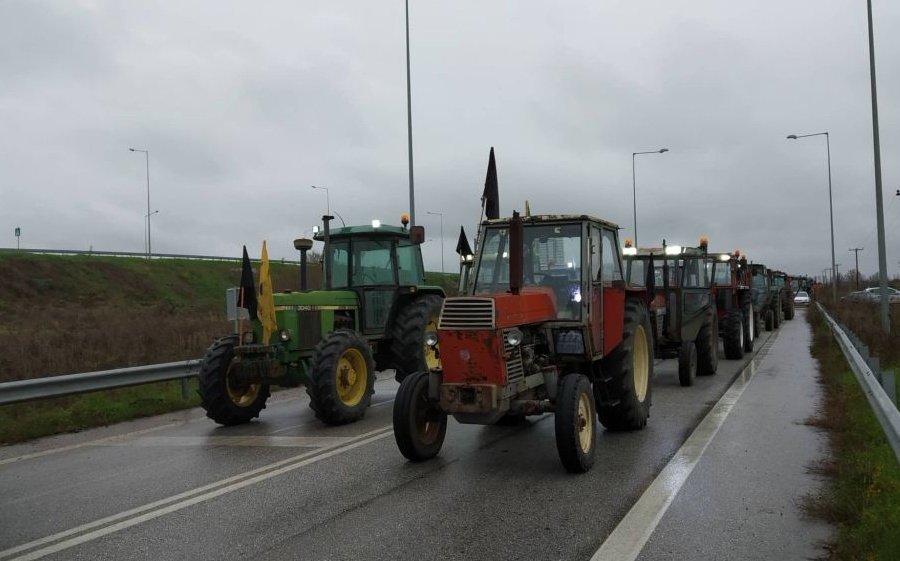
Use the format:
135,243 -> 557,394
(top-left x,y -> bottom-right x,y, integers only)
322,215 -> 334,289
293,238 -> 314,291
509,210 -> 523,295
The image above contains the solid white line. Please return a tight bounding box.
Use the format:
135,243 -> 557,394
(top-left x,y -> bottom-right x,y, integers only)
0,426 -> 393,561
590,337 -> 774,561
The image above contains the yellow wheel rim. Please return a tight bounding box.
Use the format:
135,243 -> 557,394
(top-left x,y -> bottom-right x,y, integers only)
576,391 -> 594,453
424,316 -> 441,370
336,348 -> 368,407
633,324 -> 650,402
226,362 -> 261,407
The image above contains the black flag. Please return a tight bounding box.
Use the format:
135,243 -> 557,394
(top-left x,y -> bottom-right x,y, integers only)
455,226 -> 473,258
239,245 -> 258,319
482,147 -> 499,219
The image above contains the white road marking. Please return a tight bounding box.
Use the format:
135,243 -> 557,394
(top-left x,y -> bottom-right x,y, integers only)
0,426 -> 393,561
590,336 -> 775,561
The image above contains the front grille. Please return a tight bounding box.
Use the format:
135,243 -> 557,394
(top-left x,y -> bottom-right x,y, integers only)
439,297 -> 495,330
503,332 -> 525,383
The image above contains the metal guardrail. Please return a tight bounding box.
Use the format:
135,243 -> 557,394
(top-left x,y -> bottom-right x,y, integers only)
0,247 -> 307,264
0,360 -> 202,406
817,303 -> 900,463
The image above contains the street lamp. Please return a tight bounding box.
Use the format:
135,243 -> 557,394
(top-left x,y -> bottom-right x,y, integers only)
631,148 -> 669,246
311,185 -> 330,216
426,210 -> 444,273
786,132 -> 836,300
145,210 -> 159,254
129,148 -> 152,258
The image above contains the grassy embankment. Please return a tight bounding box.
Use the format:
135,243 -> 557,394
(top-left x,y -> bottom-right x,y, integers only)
805,300 -> 900,560
0,251 -> 458,444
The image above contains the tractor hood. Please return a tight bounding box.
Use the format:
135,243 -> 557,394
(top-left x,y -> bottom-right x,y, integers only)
272,290 -> 358,310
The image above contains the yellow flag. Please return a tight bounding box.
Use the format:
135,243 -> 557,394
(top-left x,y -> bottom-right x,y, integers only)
257,240 -> 278,344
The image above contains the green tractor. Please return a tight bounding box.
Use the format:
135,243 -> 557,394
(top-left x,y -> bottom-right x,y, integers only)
749,263 -> 781,332
198,216 -> 445,426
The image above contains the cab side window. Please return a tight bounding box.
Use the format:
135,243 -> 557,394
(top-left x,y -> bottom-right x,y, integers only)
601,229 -> 622,283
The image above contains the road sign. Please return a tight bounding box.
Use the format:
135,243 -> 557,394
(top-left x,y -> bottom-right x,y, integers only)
15,227 -> 20,237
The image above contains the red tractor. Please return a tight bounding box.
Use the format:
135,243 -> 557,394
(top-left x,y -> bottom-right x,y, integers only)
392,212 -> 654,473
709,250 -> 755,359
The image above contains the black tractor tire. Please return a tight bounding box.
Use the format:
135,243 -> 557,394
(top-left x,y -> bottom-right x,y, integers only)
391,294 -> 444,382
596,299 -> 653,430
307,330 -> 376,426
678,340 -> 698,387
198,335 -> 271,426
784,299 -> 795,321
740,293 -> 755,353
555,374 -> 597,473
722,309 -> 744,360
393,371 -> 447,461
765,309 -> 774,331
696,313 -> 719,377
773,304 -> 782,329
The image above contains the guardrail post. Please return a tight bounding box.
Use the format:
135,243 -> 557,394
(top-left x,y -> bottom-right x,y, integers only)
181,377 -> 191,400
869,357 -> 881,383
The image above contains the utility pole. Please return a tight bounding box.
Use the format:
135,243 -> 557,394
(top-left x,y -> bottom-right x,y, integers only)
835,264 -> 841,289
405,0 -> 416,226
849,247 -> 864,289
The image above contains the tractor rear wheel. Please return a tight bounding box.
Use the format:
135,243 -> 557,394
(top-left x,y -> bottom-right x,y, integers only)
307,330 -> 376,426
678,340 -> 698,387
722,309 -> 744,360
393,371 -> 447,461
198,335 -> 271,426
596,299 -> 653,430
785,301 -> 795,320
765,309 -> 774,331
391,294 -> 444,382
555,374 -> 596,473
740,292 -> 755,353
773,304 -> 782,329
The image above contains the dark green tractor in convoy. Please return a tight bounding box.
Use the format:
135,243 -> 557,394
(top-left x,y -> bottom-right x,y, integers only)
198,217 -> 445,426
749,263 -> 781,332
623,239 -> 719,387
771,270 -> 795,321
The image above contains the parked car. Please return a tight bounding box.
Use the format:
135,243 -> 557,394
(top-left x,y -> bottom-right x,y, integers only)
793,291 -> 810,306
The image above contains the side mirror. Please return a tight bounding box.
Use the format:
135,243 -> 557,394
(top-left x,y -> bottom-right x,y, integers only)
410,225 -> 425,244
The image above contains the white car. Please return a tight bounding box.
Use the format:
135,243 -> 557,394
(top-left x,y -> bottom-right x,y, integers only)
793,291 -> 810,306
863,286 -> 900,303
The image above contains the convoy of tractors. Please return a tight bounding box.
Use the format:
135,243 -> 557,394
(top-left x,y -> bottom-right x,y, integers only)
196,163 -> 801,474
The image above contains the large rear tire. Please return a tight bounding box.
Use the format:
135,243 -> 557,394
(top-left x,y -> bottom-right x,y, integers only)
555,374 -> 596,473
678,340 -> 697,387
596,299 -> 653,430
740,292 -> 755,353
198,335 -> 271,426
307,330 -> 376,426
391,294 -> 444,382
722,309 -> 744,360
765,309 -> 774,331
393,371 -> 447,461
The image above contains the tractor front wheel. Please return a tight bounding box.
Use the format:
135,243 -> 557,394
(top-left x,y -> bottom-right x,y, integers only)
391,294 -> 444,382
198,335 -> 271,426
596,299 -> 653,430
678,340 -> 698,387
307,330 -> 376,426
765,309 -> 775,331
722,309 -> 744,360
555,374 -> 596,473
697,312 -> 719,376
740,293 -> 755,353
393,371 -> 447,461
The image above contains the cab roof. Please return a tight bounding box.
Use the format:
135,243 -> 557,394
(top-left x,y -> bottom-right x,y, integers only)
313,223 -> 411,241
482,213 -> 620,230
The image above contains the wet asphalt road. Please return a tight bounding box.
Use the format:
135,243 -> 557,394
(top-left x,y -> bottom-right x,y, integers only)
0,326 -> 791,561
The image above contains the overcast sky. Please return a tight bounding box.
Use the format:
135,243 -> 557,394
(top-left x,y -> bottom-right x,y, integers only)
2,0 -> 899,280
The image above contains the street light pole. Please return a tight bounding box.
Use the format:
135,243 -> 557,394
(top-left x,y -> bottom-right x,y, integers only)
426,211 -> 444,273
129,148 -> 151,258
849,247 -> 864,290
405,0 -> 416,227
311,185 -> 330,216
786,132 -> 836,301
631,148 -> 669,247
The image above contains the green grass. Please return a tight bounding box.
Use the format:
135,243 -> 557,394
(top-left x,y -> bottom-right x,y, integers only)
806,306 -> 900,560
0,381 -> 201,445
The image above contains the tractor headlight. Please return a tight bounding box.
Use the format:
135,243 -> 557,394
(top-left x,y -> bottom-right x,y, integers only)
241,331 -> 255,345
665,245 -> 682,255
279,330 -> 292,342
425,332 -> 439,347
505,328 -> 523,347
